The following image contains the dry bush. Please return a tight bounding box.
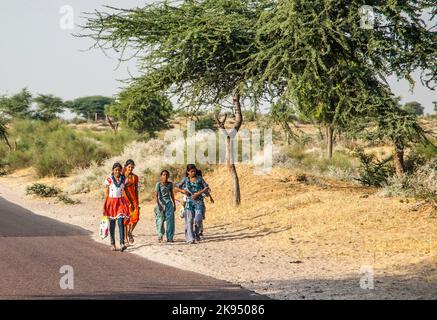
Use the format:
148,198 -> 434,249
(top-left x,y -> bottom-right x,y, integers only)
380,159 -> 437,206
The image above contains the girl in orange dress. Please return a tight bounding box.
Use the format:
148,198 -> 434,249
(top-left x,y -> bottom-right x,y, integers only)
123,159 -> 140,245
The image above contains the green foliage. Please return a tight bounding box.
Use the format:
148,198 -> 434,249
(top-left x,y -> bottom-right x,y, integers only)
249,0 -> 436,154
281,144 -> 357,175
381,159 -> 437,207
106,81 -> 173,135
354,149 -> 394,187
269,100 -> 299,144
243,110 -> 259,122
0,88 -> 32,119
57,194 -> 81,205
81,0 -> 271,109
413,139 -> 437,160
65,96 -> 113,119
1,119 -> 135,177
33,94 -> 64,121
77,127 -> 138,156
195,114 -> 216,131
402,101 -> 425,116
26,183 -> 80,205
0,117 -> 10,148
26,183 -> 61,197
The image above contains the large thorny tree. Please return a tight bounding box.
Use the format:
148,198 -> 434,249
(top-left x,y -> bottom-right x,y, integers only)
81,0 -> 272,206
248,0 -> 436,159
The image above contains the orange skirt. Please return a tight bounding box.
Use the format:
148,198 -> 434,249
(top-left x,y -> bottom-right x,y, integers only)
124,202 -> 140,225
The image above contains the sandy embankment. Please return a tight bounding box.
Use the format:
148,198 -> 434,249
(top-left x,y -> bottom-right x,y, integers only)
0,166 -> 436,299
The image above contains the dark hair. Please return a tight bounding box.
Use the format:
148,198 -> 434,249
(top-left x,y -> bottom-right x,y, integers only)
186,164 -> 197,176
161,170 -> 170,176
125,159 -> 135,167
112,162 -> 122,170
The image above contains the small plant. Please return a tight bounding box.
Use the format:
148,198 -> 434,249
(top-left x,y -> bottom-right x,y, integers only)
26,183 -> 61,197
57,194 -> 81,205
296,173 -> 308,183
195,115 -> 216,130
354,149 -> 394,187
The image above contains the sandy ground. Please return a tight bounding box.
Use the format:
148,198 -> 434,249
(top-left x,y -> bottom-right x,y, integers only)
0,166 -> 436,300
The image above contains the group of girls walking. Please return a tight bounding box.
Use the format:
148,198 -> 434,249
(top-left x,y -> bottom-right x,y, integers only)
103,161 -> 213,251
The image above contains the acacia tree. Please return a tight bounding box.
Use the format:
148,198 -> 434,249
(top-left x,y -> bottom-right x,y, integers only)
65,96 -> 114,121
106,78 -> 173,136
402,101 -> 424,116
33,94 -> 64,121
81,0 -> 271,206
249,0 -> 436,159
0,88 -> 33,119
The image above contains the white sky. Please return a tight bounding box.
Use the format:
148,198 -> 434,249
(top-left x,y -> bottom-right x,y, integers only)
0,0 -> 436,114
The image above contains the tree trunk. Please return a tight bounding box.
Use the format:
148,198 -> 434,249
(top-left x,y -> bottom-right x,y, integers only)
215,92 -> 242,206
229,93 -> 242,206
283,121 -> 294,146
326,125 -> 334,159
393,139 -> 405,177
3,136 -> 12,151
106,115 -> 119,133
227,135 -> 241,206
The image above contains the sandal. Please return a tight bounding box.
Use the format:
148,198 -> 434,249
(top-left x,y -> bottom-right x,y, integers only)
111,246 -> 117,251
120,245 -> 127,252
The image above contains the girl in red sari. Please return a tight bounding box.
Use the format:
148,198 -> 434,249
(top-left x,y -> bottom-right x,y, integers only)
123,159 -> 140,245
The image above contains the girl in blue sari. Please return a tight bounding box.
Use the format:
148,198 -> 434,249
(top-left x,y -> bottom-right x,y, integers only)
174,164 -> 210,244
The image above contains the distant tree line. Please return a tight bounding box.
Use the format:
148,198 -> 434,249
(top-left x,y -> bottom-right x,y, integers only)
0,88 -> 174,137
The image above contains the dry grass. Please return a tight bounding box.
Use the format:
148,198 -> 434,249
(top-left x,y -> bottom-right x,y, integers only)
204,164 -> 437,273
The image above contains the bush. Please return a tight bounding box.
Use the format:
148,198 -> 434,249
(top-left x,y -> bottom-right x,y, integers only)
57,194 -> 81,205
354,149 -> 394,187
26,183 -> 60,197
195,115 -> 216,130
1,119 -> 136,177
274,144 -> 359,181
243,110 -> 258,122
380,159 -> 437,206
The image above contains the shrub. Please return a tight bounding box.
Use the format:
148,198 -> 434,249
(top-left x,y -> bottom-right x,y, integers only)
195,115 -> 216,130
274,144 -> 359,181
380,159 -> 437,206
1,119 -> 135,177
26,183 -> 60,197
57,194 -> 81,205
354,149 -> 394,187
243,110 -> 258,122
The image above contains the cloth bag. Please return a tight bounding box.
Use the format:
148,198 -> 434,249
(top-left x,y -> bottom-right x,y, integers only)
99,216 -> 109,239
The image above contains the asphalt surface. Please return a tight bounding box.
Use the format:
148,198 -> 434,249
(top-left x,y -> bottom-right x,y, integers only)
0,197 -> 263,300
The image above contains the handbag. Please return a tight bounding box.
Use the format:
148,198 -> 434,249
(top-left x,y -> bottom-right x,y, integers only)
179,207 -> 185,219
99,216 -> 109,239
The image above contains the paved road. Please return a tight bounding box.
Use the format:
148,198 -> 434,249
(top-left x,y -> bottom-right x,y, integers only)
0,197 -> 263,300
